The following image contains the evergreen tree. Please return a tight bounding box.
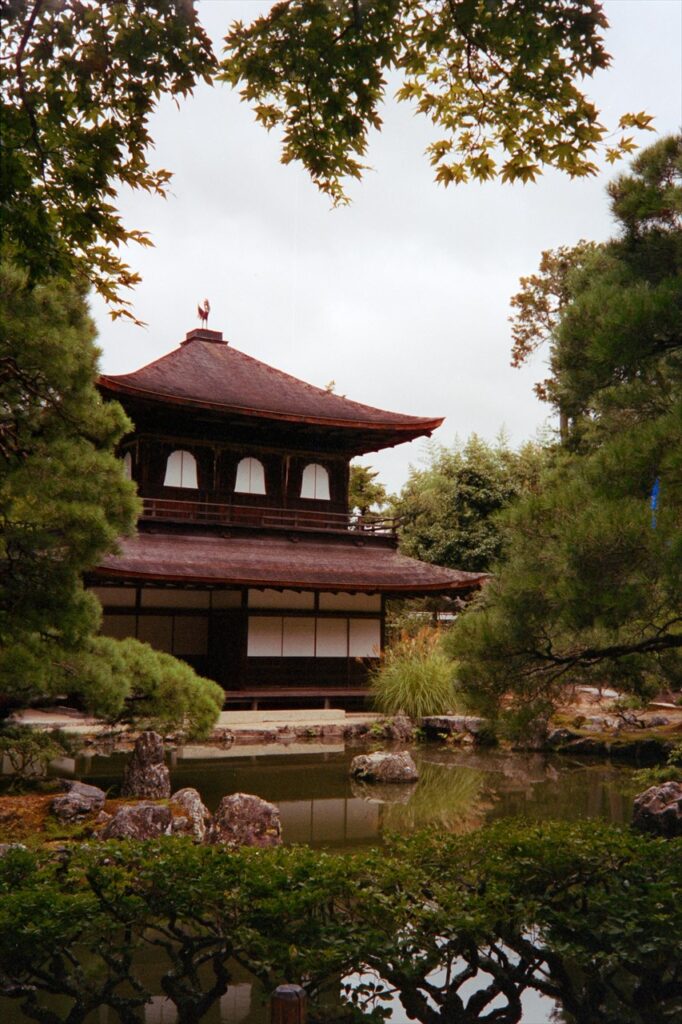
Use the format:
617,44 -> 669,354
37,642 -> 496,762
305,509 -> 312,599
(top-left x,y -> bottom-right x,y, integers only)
0,263 -> 223,734
394,435 -> 547,573
447,137 -> 682,727
349,463 -> 387,516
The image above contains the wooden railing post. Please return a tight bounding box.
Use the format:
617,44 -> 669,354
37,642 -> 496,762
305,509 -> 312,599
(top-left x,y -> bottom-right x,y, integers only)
270,984 -> 307,1024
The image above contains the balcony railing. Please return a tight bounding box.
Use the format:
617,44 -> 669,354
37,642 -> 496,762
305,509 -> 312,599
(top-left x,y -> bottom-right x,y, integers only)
140,496 -> 398,537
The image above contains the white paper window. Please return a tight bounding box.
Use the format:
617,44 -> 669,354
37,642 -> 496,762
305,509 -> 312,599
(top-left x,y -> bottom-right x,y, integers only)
137,615 -> 174,652
283,618 -> 316,656
122,452 -> 133,480
235,457 -> 266,495
316,618 -> 348,657
173,616 -> 209,656
319,593 -> 381,612
349,619 -> 381,658
248,616 -> 283,656
164,450 -> 198,489
300,463 -> 330,500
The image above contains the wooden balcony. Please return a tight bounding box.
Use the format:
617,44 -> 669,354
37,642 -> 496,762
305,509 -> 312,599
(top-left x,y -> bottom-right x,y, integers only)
139,496 -> 398,538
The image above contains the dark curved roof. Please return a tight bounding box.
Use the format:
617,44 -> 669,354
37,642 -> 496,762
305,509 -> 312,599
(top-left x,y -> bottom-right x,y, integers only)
99,329 -> 442,438
94,532 -> 485,593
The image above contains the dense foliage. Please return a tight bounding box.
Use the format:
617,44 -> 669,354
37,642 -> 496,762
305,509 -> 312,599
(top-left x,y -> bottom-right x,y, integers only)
2,1 -> 650,309
394,434 -> 547,573
446,137 -> 682,727
0,822 -> 679,1023
349,463 -> 387,516
224,0 -> 651,204
1,0 -> 215,317
0,263 -> 223,735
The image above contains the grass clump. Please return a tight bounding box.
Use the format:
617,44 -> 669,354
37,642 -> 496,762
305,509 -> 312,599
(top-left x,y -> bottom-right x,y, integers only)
370,627 -> 463,719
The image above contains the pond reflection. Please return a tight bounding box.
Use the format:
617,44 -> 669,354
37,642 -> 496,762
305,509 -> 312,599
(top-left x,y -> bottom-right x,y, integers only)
45,742 -> 642,850
0,745 -> 663,1024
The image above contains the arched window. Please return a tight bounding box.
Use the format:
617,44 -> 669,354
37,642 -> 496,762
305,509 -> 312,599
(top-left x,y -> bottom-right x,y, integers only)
122,452 -> 133,480
164,450 -> 198,489
300,463 -> 330,500
235,457 -> 266,495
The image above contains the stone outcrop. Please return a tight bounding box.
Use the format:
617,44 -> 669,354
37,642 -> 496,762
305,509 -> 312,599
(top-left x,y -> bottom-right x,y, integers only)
171,787 -> 211,842
350,751 -> 419,783
546,728 -> 576,747
51,780 -> 106,822
121,731 -> 171,799
0,843 -> 27,857
101,801 -> 172,840
206,793 -> 282,848
421,716 -> 488,739
632,781 -> 682,837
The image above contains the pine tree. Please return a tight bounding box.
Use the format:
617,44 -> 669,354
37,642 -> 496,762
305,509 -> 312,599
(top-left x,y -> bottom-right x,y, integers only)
447,137 -> 682,727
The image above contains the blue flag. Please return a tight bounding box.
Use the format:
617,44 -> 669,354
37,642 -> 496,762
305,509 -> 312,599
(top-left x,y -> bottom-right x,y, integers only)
651,477 -> 660,529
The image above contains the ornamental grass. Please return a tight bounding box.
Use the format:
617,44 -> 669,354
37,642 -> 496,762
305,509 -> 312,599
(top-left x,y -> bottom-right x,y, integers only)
369,626 -> 464,719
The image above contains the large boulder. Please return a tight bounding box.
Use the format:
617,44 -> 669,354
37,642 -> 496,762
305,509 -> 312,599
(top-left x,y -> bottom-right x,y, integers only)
382,715 -> 416,742
350,751 -> 419,784
51,780 -> 106,822
121,731 -> 171,799
632,781 -> 682,838
206,793 -> 282,848
171,787 -> 211,842
101,802 -> 172,840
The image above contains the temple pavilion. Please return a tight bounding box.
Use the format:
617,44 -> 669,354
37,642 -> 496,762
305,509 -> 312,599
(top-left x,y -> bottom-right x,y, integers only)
90,326 -> 485,708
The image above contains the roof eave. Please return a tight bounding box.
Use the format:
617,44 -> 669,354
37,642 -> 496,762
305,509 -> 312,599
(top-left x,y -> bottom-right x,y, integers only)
98,376 -> 443,437
90,565 -> 487,593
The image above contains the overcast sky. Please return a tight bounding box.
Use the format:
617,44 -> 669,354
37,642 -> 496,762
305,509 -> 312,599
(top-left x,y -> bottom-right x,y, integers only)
92,0 -> 682,495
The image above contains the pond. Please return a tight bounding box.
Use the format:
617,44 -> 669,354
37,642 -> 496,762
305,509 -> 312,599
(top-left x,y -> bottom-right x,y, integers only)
2,743 -> 649,1024
50,740 -> 642,850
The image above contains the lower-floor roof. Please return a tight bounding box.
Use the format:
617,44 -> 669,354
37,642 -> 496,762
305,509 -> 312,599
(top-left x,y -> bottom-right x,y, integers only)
94,532 -> 485,594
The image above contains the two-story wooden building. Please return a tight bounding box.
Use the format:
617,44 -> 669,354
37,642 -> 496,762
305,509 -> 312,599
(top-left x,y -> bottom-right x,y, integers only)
90,327 -> 484,708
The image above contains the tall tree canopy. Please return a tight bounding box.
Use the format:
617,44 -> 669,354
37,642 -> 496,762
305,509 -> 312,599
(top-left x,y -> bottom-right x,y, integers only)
0,263 -> 223,734
349,463 -> 387,516
446,136 -> 682,728
2,0 -> 651,313
393,435 -> 547,573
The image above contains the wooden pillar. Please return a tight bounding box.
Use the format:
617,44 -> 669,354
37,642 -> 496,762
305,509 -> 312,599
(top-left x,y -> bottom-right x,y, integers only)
270,984 -> 307,1024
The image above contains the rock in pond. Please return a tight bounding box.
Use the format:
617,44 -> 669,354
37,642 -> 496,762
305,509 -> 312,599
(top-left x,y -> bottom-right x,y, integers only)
632,781 -> 682,838
51,780 -> 106,822
350,751 -> 419,784
121,730 -> 171,799
101,802 -> 172,840
171,787 -> 211,842
206,793 -> 282,848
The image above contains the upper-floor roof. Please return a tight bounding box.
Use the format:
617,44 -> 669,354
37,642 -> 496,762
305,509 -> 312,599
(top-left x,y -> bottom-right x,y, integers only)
99,329 -> 442,452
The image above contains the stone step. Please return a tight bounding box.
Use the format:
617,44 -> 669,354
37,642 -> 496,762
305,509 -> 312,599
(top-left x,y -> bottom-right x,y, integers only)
217,708 -> 347,726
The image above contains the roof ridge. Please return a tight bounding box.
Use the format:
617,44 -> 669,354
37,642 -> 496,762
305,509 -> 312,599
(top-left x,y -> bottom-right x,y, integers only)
98,336 -> 443,439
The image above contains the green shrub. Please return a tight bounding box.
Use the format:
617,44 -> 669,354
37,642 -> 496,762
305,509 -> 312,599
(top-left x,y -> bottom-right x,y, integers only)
634,741 -> 682,786
0,726 -> 66,790
0,823 -> 679,1024
370,627 -> 463,719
